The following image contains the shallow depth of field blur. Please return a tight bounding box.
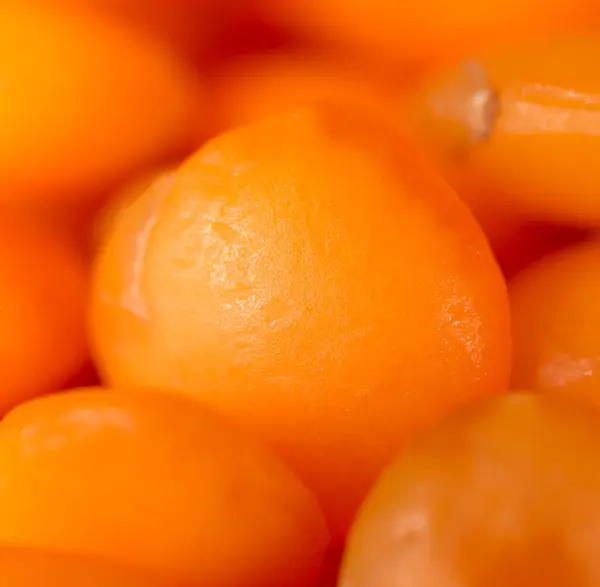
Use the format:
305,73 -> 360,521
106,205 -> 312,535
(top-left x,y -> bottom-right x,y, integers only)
2,0 -> 600,586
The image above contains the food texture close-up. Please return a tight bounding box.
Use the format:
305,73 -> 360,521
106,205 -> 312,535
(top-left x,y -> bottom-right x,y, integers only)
1,0 -> 600,585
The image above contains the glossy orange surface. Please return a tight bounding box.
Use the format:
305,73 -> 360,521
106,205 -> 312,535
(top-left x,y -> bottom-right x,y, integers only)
510,238 -> 600,404
342,393 -> 600,587
0,388 -> 329,587
90,102 -> 511,543
409,36 -> 600,226
94,166 -> 177,250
